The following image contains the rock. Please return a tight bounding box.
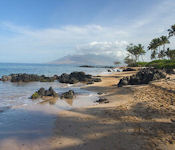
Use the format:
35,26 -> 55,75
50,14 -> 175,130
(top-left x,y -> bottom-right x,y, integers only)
87,81 -> 94,85
79,65 -> 94,68
58,72 -> 101,84
93,78 -> 102,82
118,68 -> 166,87
58,73 -> 70,83
97,92 -> 103,95
96,98 -> 109,103
123,68 -> 136,72
31,92 -> 40,99
118,77 -> 129,87
164,69 -> 175,74
31,87 -> 59,99
61,90 -> 75,99
1,75 -> 12,81
1,73 -> 57,82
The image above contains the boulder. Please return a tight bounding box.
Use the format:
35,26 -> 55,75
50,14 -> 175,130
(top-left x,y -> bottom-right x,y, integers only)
96,98 -> 109,103
92,78 -> 102,82
58,72 -> 101,84
1,73 -> 57,82
123,68 -> 136,72
31,87 -> 58,99
61,90 -> 75,99
118,68 -> 166,87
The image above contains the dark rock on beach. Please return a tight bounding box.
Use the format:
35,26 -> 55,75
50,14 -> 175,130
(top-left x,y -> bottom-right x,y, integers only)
118,68 -> 166,87
60,90 -> 75,99
31,87 -> 59,99
58,71 -> 101,84
1,73 -> 56,82
96,98 -> 109,103
164,69 -> 175,74
123,68 -> 136,72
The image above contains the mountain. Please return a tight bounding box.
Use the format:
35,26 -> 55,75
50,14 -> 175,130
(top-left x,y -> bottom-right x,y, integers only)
49,54 -> 119,65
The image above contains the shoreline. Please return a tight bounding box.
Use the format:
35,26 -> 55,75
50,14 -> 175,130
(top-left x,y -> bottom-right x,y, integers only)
49,70 -> 175,150
0,70 -> 175,149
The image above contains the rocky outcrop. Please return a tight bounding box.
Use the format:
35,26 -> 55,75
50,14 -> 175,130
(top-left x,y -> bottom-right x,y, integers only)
31,87 -> 58,99
58,72 -> 101,84
118,68 -> 166,87
164,69 -> 175,74
123,68 -> 136,72
60,90 -> 75,99
1,74 -> 56,82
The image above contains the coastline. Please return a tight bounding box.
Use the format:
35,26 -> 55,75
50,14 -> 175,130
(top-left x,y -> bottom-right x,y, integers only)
49,70 -> 175,150
1,70 -> 175,150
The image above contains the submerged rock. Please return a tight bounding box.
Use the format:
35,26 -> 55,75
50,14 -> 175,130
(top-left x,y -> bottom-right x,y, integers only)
60,90 -> 75,99
31,87 -> 59,99
58,71 -> 101,84
118,68 -> 166,87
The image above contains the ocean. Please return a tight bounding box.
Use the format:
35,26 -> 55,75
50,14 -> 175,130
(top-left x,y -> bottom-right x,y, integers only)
0,63 -> 109,142
0,63 -> 107,108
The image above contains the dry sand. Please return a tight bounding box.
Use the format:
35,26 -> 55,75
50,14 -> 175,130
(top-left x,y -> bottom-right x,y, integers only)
1,70 -> 175,150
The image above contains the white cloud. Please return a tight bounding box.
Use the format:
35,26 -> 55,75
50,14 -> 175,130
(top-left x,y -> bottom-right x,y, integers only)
76,41 -> 128,58
0,0 -> 175,63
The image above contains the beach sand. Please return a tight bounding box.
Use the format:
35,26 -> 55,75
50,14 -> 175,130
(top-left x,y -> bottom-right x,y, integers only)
1,70 -> 175,150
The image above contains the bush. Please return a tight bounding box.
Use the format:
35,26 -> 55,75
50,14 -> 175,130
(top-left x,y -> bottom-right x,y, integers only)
128,62 -> 148,67
146,59 -> 175,69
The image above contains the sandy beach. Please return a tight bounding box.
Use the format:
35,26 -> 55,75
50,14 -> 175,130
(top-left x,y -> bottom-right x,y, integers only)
1,70 -> 175,150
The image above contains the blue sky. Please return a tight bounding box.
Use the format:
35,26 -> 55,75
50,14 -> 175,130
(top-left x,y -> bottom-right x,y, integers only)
0,0 -> 175,63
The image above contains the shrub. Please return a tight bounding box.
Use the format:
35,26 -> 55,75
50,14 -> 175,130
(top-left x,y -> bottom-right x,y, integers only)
146,59 -> 175,69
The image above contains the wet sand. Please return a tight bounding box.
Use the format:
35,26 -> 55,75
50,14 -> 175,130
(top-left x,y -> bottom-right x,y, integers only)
1,70 -> 175,150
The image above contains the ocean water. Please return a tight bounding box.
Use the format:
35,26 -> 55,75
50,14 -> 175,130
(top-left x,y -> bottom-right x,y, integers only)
0,63 -> 107,109
0,63 -> 109,145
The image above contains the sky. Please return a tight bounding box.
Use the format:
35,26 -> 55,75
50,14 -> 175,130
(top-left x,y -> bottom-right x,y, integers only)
0,0 -> 175,63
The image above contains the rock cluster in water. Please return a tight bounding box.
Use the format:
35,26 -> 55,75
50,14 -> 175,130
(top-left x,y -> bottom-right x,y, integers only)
118,68 -> 166,87
1,74 -> 58,82
58,72 -> 101,84
60,90 -> 75,99
1,72 -> 101,84
31,87 -> 59,99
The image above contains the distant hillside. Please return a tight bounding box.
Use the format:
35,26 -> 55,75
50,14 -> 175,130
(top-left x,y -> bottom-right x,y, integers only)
49,54 -> 119,65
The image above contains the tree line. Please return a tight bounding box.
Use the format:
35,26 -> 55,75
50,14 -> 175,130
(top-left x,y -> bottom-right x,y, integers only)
123,24 -> 175,66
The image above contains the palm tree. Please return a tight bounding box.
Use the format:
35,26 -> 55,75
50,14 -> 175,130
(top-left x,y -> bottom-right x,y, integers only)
160,36 -> 170,51
148,38 -> 160,59
165,48 -> 175,60
126,44 -> 145,62
151,50 -> 157,60
137,44 -> 146,61
158,50 -> 166,59
168,24 -> 175,38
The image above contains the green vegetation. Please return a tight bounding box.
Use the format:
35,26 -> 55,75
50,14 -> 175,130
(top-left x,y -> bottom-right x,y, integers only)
123,24 -> 175,69
146,60 -> 175,69
31,92 -> 40,99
